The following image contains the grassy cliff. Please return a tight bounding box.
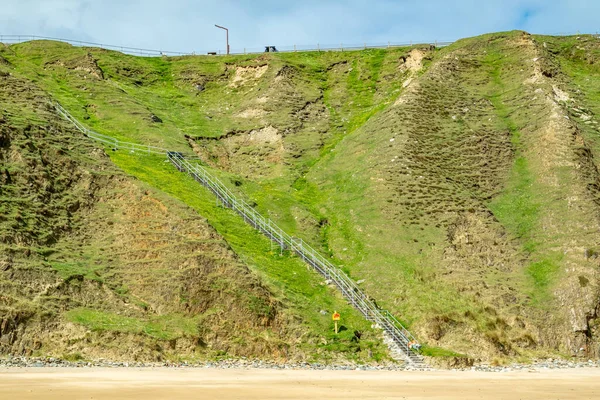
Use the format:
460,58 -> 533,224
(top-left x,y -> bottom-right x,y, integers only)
0,54 -> 387,363
1,31 -> 600,363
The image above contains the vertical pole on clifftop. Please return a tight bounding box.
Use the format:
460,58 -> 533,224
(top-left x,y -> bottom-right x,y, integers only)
215,24 -> 230,55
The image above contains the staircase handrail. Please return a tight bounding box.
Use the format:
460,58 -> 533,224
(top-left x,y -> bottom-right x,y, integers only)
169,155 -> 420,358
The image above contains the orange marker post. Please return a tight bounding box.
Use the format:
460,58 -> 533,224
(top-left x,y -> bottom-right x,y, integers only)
332,311 -> 341,334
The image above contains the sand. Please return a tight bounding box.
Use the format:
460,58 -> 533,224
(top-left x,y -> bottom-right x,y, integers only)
1,367 -> 599,399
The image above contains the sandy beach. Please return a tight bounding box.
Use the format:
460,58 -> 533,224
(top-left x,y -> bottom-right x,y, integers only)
1,367 -> 599,399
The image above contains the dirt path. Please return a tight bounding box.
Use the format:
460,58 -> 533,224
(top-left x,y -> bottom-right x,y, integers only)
1,367 -> 599,399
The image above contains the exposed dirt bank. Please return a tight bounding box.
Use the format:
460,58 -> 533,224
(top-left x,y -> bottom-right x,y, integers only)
1,367 -> 599,400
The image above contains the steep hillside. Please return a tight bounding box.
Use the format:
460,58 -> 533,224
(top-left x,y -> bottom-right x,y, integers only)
312,31 -> 600,360
2,31 -> 600,363
0,55 -> 386,363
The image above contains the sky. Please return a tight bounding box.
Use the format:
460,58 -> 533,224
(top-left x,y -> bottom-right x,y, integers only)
1,0 -> 599,54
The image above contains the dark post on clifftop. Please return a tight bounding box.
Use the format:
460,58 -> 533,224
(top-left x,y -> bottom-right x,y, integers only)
215,24 -> 230,55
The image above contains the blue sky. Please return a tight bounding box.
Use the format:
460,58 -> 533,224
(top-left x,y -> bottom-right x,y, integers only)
1,1 -> 598,53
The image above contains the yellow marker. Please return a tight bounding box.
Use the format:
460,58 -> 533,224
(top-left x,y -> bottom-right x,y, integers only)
332,311 -> 341,334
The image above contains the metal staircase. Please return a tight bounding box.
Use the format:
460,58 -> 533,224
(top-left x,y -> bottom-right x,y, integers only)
54,102 -> 425,367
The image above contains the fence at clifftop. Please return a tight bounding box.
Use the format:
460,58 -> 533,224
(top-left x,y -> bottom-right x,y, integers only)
1,35 -> 190,57
2,34 -> 452,56
53,101 -> 425,366
2,32 -> 599,57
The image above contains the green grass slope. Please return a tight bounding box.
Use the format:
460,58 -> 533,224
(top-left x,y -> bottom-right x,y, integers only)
308,31 -> 600,361
2,31 -> 600,363
0,55 -> 387,363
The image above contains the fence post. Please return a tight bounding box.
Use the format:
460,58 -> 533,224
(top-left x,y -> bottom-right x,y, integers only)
388,41 -> 390,49
317,43 -> 320,52
294,44 -> 296,52
340,43 -> 343,52
364,42 -> 366,50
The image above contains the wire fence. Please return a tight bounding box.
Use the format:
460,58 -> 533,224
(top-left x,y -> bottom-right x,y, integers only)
3,32 -> 599,57
228,41 -> 453,55
54,101 -> 424,366
1,34 -> 453,57
0,35 -> 190,57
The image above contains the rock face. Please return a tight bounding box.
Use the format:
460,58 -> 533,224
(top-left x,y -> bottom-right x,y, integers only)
45,52 -> 104,80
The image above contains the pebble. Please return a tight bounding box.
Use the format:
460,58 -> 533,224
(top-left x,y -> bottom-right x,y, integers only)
0,356 -> 597,372
466,359 -> 600,373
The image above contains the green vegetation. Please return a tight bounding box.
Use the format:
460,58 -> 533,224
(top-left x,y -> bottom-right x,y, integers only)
489,158 -> 539,245
61,352 -> 84,362
0,65 -> 386,362
527,259 -> 560,289
420,345 -> 467,358
66,308 -> 199,340
49,260 -> 105,282
3,31 -> 600,363
109,151 -> 383,360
